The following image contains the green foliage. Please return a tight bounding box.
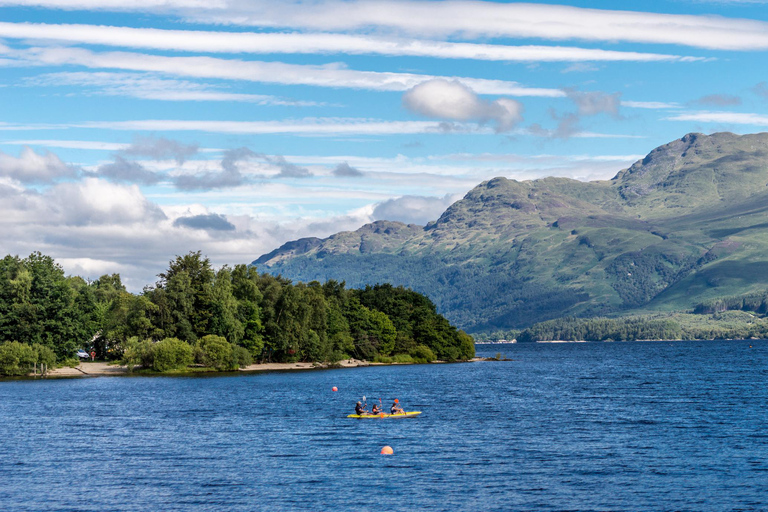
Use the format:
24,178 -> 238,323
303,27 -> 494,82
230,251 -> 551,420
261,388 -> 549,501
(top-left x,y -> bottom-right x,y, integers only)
0,341 -> 38,376
410,344 -> 436,363
195,334 -> 235,371
0,253 -> 98,359
32,344 -> 56,369
121,337 -> 154,371
0,251 -> 470,370
151,337 -> 193,372
517,317 -> 683,343
233,345 -> 253,368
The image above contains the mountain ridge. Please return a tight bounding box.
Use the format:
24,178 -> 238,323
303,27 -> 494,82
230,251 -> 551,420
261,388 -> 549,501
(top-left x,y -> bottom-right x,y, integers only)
254,132 -> 768,332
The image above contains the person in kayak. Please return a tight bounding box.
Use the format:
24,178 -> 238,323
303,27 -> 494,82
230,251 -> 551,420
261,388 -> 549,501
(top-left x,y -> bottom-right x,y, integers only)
391,399 -> 404,415
372,403 -> 382,414
355,401 -> 368,416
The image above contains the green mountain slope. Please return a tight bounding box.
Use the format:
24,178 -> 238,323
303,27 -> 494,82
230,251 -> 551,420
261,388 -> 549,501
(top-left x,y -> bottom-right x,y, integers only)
254,132 -> 768,333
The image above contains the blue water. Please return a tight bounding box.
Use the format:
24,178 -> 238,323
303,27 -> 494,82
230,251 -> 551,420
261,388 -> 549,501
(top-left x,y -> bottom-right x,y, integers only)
1,340 -> 767,511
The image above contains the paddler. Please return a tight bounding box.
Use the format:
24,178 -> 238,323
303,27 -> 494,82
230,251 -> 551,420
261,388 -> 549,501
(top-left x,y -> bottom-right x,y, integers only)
372,403 -> 382,414
390,399 -> 404,415
355,401 -> 368,416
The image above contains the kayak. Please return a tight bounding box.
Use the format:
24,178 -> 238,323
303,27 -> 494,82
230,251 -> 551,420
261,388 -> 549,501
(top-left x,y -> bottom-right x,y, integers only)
347,411 -> 422,419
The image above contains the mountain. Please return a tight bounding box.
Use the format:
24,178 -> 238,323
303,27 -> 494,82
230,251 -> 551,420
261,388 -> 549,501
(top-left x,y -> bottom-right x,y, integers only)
254,132 -> 768,333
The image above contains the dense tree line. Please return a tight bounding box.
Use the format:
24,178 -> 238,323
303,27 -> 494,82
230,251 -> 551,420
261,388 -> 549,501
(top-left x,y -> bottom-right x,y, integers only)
517,316 -> 684,342
0,252 -> 474,375
694,291 -> 768,315
516,314 -> 768,342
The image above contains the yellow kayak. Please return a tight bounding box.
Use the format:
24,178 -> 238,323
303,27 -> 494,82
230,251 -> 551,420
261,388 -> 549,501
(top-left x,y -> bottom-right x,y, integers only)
347,411 -> 422,419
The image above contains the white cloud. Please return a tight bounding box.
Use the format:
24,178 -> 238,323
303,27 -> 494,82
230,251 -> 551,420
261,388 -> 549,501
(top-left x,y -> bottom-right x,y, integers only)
665,110 -> 768,126
76,118 -> 476,135
2,139 -> 130,151
66,117 -> 645,139
621,100 -> 681,109
26,71 -> 323,105
0,21 -> 697,62
2,1 -> 765,51
403,79 -> 523,132
47,178 -> 167,225
371,193 -> 461,225
0,146 -> 76,182
4,46 -> 565,96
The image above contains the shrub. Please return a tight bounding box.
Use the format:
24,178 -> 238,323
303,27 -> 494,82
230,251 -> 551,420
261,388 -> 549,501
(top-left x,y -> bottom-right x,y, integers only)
0,341 -> 37,376
409,344 -> 436,363
327,350 -> 348,363
196,335 -> 235,371
32,344 -> 57,369
60,357 -> 81,368
121,337 -> 154,372
233,345 -> 252,368
151,338 -> 193,372
393,354 -> 415,364
457,331 -> 476,360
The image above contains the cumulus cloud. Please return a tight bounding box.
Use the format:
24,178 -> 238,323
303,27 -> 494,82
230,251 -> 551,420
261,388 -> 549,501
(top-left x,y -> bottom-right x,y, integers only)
122,135 -> 199,164
174,213 -> 235,231
371,194 -> 460,225
47,178 -> 167,226
403,79 -> 523,132
95,155 -> 162,184
0,146 -> 77,183
692,94 -> 742,106
333,162 -> 364,177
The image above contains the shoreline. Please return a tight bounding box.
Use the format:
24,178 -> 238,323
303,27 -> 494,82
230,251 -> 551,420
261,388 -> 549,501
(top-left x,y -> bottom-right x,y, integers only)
33,357 -> 489,379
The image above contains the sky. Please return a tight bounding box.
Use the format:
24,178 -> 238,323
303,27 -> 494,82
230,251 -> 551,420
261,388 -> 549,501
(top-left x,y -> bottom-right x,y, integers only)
2,0 -> 768,289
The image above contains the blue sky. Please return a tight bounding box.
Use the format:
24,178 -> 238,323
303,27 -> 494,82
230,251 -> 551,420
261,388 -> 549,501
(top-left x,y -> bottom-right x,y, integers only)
2,0 -> 768,288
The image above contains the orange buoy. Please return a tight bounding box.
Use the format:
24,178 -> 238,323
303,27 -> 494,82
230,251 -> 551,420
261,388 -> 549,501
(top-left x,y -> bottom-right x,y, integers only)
332,386 -> 338,392
380,446 -> 394,455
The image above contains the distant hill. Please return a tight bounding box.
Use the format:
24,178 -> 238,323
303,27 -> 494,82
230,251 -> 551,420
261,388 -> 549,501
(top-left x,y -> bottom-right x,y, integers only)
254,132 -> 768,333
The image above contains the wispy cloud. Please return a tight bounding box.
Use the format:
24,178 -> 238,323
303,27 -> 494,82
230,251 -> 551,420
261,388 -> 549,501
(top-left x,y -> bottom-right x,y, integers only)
621,100 -> 681,109
691,94 -> 742,106
67,117 -> 645,139
665,110 -> 768,126
0,21 -> 700,62
2,46 -> 566,96
2,1 -> 765,51
26,71 -> 324,105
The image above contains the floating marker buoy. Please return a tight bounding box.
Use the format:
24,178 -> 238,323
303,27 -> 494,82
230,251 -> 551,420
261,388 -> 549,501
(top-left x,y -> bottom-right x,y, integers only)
381,446 -> 394,455
332,386 -> 338,392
